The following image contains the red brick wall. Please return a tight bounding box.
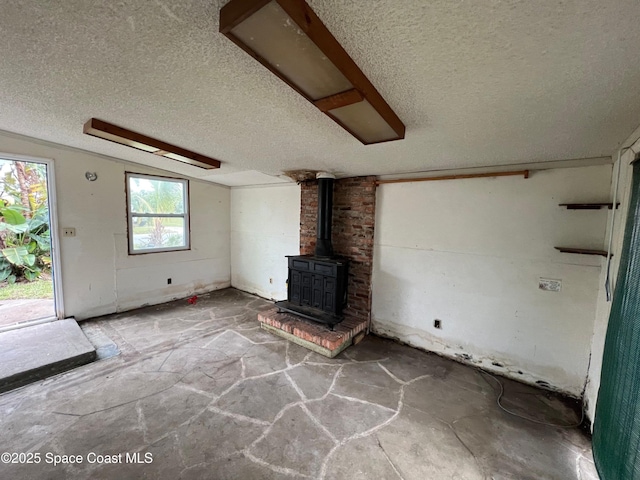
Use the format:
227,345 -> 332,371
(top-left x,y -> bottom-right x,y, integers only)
300,176 -> 377,325
300,181 -> 318,256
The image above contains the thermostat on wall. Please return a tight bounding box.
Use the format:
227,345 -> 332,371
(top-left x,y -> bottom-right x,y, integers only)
539,278 -> 562,292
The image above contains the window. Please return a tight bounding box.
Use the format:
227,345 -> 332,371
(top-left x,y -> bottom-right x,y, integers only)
126,173 -> 190,254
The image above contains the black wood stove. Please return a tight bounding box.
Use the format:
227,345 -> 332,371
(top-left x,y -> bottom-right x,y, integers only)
275,173 -> 349,330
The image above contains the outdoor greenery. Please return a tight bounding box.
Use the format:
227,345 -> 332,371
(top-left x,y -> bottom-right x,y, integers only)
128,175 -> 187,250
0,161 -> 51,283
133,218 -> 182,235
0,277 -> 53,300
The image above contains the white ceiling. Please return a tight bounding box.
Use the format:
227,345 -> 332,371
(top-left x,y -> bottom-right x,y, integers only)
0,0 -> 639,186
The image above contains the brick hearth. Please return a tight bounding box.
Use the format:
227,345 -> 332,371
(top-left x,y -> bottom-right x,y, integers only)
258,308 -> 368,357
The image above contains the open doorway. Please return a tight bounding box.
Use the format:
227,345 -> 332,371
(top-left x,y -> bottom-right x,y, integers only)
0,156 -> 60,330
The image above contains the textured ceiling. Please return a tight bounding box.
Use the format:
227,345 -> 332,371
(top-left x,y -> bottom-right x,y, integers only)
1,0 -> 639,186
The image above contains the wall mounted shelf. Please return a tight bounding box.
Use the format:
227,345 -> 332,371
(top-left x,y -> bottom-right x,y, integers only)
556,202 -> 615,257
559,203 -> 619,210
554,247 -> 610,257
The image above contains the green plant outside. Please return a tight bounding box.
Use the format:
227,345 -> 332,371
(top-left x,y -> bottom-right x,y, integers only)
128,175 -> 187,250
131,217 -> 183,234
0,161 -> 51,283
0,278 -> 53,300
0,206 -> 51,281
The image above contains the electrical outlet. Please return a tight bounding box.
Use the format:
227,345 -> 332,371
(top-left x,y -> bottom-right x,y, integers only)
539,278 -> 561,292
167,278 -> 172,285
62,227 -> 76,237
269,278 -> 273,284
434,319 -> 442,329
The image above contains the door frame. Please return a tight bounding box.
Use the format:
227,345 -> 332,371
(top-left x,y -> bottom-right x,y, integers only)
0,152 -> 64,320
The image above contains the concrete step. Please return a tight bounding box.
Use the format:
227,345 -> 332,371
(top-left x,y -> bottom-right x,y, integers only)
0,319 -> 96,393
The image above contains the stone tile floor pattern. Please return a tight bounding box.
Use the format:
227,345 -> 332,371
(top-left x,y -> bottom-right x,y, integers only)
0,288 -> 599,479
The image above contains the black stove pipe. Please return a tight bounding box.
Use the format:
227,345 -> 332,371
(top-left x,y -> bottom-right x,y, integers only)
315,174 -> 334,257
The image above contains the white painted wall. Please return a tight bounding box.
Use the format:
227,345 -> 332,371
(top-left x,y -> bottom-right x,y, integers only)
372,165 -> 612,396
0,131 -> 230,320
230,184 -> 300,300
585,144 -> 639,422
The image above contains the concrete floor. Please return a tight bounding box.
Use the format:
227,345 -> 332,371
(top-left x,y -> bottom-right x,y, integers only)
0,298 -> 55,328
0,288 -> 599,479
0,319 -> 95,392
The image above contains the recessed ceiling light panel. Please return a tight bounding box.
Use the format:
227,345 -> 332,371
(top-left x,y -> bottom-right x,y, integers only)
83,118 -> 221,169
220,0 -> 405,145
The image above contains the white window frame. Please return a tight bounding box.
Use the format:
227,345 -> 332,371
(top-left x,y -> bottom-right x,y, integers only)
126,172 -> 190,255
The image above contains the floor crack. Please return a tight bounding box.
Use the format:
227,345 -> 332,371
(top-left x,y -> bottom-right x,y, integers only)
376,434 -> 405,480
447,418 -> 487,477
